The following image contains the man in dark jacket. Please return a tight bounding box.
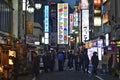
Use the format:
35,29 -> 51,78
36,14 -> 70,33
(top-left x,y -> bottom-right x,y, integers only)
91,52 -> 99,75
43,51 -> 50,73
68,50 -> 74,70
32,51 -> 40,80
74,51 -> 82,71
81,49 -> 89,73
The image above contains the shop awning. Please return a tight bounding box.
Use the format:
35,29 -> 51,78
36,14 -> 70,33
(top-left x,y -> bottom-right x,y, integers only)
33,22 -> 43,29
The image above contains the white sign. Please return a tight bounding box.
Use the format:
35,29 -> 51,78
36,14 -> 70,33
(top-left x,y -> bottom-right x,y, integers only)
82,10 -> 89,42
73,11 -> 79,27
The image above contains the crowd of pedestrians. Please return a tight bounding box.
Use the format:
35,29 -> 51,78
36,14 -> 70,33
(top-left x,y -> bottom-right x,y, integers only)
8,46 -> 114,80
34,48 -> 91,74
0,43 -> 114,80
29,46 -> 114,80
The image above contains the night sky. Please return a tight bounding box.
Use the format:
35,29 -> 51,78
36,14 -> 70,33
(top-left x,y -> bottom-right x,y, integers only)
63,0 -> 76,8
49,0 -> 76,9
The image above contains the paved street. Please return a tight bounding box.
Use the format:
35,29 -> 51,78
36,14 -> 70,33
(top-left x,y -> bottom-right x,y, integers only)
18,58 -> 119,80
18,70 -> 119,80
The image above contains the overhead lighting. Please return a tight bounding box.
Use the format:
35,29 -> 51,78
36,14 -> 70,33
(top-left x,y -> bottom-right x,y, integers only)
94,17 -> 101,26
94,10 -> 101,14
35,3 -> 42,9
75,31 -> 78,34
27,6 -> 34,13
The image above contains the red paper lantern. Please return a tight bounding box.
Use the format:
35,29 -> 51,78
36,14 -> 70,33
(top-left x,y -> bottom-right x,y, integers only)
94,0 -> 101,6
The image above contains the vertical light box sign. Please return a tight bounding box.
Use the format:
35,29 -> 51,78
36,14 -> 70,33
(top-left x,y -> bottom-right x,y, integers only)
82,10 -> 89,42
57,3 -> 68,44
73,9 -> 79,27
44,5 -> 49,44
70,14 -> 73,34
44,5 -> 49,33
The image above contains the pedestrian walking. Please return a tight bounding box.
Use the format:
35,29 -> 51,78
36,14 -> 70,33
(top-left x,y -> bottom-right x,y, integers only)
74,51 -> 82,71
49,50 -> 55,72
91,52 -> 99,75
43,51 -> 50,73
68,50 -> 74,70
57,51 -> 64,71
108,50 -> 114,74
32,51 -> 39,80
102,48 -> 109,74
81,49 -> 89,73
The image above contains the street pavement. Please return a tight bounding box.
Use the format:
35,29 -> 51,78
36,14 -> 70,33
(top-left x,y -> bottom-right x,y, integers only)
18,70 -> 119,80
18,58 -> 119,80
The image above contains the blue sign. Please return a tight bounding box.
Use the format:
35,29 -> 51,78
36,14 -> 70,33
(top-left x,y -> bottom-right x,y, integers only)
44,5 -> 49,32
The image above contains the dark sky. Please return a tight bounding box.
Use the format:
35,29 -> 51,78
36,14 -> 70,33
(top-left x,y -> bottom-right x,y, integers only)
49,0 -> 76,9
63,0 -> 76,8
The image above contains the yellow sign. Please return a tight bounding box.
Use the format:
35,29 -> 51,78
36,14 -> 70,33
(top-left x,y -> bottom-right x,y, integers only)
26,20 -> 33,34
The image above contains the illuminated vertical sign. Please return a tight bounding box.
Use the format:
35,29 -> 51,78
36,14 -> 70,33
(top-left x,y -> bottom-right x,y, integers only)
105,33 -> 109,46
82,10 -> 89,42
57,3 -> 68,44
44,5 -> 49,44
98,39 -> 103,60
44,5 -> 49,32
73,9 -> 79,27
70,14 -> 73,34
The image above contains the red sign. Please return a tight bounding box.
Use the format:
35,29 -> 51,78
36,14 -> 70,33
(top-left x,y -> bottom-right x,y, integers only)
70,14 -> 73,22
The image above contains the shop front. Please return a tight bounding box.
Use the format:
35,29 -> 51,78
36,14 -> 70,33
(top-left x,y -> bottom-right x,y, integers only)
86,38 -> 104,61
110,40 -> 120,67
0,36 -> 22,79
0,36 -> 12,79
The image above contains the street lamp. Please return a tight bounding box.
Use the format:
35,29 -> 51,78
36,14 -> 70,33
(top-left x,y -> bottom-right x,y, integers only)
35,3 -> 42,9
27,6 -> 34,13
22,0 -> 42,12
27,3 -> 42,13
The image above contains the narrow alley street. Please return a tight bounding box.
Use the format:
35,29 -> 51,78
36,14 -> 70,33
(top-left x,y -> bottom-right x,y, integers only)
18,70 -> 119,80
